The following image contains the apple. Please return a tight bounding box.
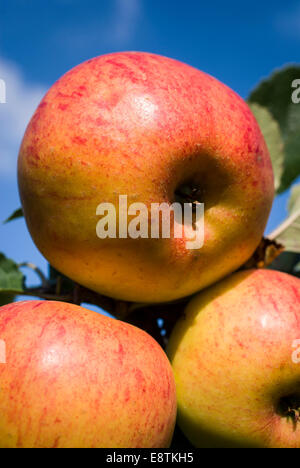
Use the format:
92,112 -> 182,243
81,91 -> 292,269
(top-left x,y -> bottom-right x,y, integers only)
18,52 -> 274,302
0,300 -> 176,448
167,269 -> 300,448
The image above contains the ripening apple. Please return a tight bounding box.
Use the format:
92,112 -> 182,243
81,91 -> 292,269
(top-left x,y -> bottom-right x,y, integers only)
0,300 -> 176,448
167,269 -> 300,448
18,52 -> 274,303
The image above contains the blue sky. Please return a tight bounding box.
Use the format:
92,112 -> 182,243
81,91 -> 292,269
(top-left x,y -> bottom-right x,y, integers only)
0,0 -> 299,293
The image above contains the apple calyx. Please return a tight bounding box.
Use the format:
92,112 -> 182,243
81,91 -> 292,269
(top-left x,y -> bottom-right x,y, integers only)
277,394 -> 300,424
175,184 -> 204,205
175,183 -> 204,229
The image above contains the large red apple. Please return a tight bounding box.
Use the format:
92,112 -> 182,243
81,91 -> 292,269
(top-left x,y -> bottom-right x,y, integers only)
0,300 -> 176,448
18,52 -> 274,302
168,269 -> 300,448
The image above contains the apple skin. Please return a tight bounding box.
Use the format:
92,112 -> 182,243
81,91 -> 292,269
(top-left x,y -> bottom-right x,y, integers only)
167,269 -> 300,448
0,301 -> 176,448
18,52 -> 274,302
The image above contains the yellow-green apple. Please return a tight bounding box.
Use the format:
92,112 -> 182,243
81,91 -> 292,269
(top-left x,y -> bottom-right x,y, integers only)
167,269 -> 300,448
18,52 -> 274,302
0,300 -> 176,448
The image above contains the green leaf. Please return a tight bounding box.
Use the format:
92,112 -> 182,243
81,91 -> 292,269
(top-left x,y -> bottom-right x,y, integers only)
4,208 -> 23,224
289,184 -> 300,213
249,66 -> 300,134
0,293 -> 15,307
269,184 -> 300,252
249,66 -> 300,192
0,254 -> 25,294
280,132 -> 300,193
249,103 -> 284,191
268,252 -> 300,274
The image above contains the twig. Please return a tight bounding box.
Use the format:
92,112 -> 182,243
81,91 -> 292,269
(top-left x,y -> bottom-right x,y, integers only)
18,262 -> 50,289
18,288 -> 72,302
